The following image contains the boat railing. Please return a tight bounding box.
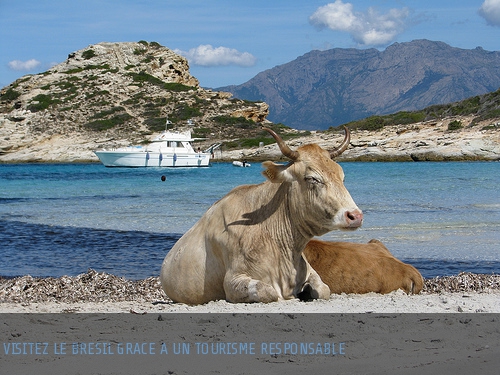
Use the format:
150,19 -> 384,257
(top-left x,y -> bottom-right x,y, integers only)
205,143 -> 222,153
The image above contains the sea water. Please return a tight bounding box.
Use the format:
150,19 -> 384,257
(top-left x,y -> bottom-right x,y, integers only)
1,162 -> 499,279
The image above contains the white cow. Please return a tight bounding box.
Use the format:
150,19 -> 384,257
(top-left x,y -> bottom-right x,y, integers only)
160,127 -> 363,304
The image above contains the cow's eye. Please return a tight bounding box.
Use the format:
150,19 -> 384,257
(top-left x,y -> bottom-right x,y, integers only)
305,176 -> 322,185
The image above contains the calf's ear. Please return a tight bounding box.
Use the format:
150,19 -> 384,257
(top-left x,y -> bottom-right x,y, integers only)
261,161 -> 293,183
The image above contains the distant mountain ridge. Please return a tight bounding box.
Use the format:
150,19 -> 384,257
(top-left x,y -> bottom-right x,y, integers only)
217,40 -> 500,130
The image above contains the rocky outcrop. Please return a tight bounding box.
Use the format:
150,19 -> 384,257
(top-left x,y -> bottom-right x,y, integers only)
341,117 -> 500,162
56,41 -> 199,88
0,41 -> 269,162
215,116 -> 500,162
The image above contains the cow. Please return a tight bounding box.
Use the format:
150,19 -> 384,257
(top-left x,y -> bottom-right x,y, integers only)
160,126 -> 363,304
303,239 -> 423,295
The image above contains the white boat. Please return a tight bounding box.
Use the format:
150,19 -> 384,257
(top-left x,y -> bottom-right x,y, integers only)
232,161 -> 251,167
94,129 -> 211,168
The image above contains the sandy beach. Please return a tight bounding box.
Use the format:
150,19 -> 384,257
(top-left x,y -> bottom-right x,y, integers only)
1,270 -> 499,313
1,290 -> 499,313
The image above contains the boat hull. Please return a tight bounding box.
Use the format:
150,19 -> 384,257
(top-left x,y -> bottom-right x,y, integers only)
94,151 -> 210,167
232,161 -> 251,167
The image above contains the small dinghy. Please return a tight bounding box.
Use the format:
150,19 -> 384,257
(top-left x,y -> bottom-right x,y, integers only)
232,160 -> 251,167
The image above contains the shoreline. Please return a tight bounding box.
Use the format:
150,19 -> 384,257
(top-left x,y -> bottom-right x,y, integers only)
2,270 -> 499,313
2,119 -> 500,164
1,152 -> 499,165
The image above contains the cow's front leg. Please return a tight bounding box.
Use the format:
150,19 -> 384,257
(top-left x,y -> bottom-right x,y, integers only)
297,269 -> 330,301
224,273 -> 279,303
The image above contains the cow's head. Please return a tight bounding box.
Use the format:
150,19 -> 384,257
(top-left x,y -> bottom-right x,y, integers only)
262,126 -> 363,236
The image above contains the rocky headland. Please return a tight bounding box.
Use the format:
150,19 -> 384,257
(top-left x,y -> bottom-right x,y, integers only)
1,41 -> 499,163
0,41 -> 268,163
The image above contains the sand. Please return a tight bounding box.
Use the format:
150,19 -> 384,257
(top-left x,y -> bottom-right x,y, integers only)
0,290 -> 499,313
1,270 -> 499,313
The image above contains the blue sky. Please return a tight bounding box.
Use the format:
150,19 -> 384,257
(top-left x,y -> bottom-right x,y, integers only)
1,0 -> 500,89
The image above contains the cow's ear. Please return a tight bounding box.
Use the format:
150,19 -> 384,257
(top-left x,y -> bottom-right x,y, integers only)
261,161 -> 293,183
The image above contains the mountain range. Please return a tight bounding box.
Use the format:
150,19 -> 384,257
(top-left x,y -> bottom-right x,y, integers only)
217,40 -> 500,130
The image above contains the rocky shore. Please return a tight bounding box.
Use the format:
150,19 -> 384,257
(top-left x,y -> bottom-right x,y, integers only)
1,115 -> 499,164
217,117 -> 500,163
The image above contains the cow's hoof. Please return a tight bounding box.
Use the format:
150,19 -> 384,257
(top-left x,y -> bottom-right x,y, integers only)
297,284 -> 315,302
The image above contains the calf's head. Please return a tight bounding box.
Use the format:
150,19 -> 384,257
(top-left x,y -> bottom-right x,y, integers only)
262,126 -> 363,236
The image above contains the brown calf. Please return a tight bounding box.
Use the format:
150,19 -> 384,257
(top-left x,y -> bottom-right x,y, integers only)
303,239 -> 423,295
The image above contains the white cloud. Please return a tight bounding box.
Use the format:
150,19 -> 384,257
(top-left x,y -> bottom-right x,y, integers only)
8,59 -> 41,71
175,45 -> 256,67
309,0 -> 410,46
479,0 -> 500,26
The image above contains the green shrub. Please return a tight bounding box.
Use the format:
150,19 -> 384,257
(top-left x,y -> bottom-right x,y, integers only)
128,71 -> 164,86
88,100 -> 111,107
27,94 -> 60,112
192,127 -> 211,136
224,136 -> 275,150
86,90 -> 110,99
81,49 -> 96,60
347,116 -> 385,131
390,111 -> 426,124
144,117 -> 168,132
142,54 -> 154,63
240,137 -> 273,148
164,82 -> 193,92
84,113 -> 132,131
64,67 -> 84,74
64,64 -> 112,75
212,115 -> 255,127
481,124 -> 498,131
1,88 -> 21,101
173,105 -> 202,121
448,120 -> 463,131
143,108 -> 162,118
479,108 -> 500,120
91,106 -> 127,119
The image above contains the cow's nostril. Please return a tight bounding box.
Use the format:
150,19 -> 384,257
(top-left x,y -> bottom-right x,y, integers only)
345,210 -> 363,228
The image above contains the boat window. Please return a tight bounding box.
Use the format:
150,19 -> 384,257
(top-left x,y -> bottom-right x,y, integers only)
167,141 -> 185,148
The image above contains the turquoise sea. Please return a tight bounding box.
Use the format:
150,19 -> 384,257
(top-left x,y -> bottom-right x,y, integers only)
1,162 -> 499,279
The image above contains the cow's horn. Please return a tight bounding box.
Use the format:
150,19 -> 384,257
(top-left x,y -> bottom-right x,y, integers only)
329,126 -> 350,159
263,127 -> 299,161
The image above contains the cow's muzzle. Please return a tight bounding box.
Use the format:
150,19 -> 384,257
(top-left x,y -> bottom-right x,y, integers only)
344,209 -> 363,229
